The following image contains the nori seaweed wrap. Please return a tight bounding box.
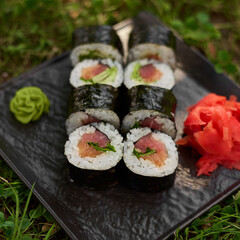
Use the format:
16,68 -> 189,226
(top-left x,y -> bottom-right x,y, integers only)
129,23 -> 175,50
65,123 -> 124,190
72,84 -> 119,113
70,26 -> 123,66
66,84 -> 120,134
118,161 -> 176,192
128,16 -> 176,69
121,85 -> 177,138
69,163 -> 120,189
128,85 -> 176,117
73,25 -> 123,54
121,128 -> 178,192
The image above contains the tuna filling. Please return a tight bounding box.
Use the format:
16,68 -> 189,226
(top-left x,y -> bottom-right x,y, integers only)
139,116 -> 162,131
134,133 -> 167,167
81,64 -> 117,84
82,114 -> 100,126
78,130 -> 110,158
131,63 -> 162,83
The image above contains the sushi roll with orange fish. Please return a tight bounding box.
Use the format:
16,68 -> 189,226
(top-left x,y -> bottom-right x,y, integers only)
64,122 -> 123,189
124,59 -> 175,90
120,128 -> 178,192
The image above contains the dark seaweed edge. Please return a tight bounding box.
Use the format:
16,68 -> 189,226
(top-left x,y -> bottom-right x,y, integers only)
69,161 -> 120,190
118,161 -> 176,192
128,85 -> 177,116
72,84 -> 119,113
73,25 -> 124,55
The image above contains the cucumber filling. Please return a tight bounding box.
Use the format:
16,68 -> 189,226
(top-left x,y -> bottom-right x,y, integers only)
81,66 -> 117,84
78,50 -> 111,61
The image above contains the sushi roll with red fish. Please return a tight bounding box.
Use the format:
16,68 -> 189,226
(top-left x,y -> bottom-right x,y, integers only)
64,122 -> 123,189
66,84 -> 120,134
121,128 -> 178,192
70,59 -> 123,88
124,59 -> 175,90
122,85 -> 177,139
122,111 -> 176,139
128,19 -> 176,69
70,25 -> 123,66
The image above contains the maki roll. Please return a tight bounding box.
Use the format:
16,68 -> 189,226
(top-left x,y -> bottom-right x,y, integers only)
124,59 -> 175,90
121,128 -> 178,192
122,110 -> 176,139
70,59 -> 123,88
64,122 -> 124,189
122,85 -> 177,138
66,84 -> 120,134
128,21 -> 176,69
70,25 -> 123,66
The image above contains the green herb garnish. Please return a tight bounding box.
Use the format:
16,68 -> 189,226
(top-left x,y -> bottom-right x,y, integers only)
133,147 -> 156,158
131,62 -> 143,82
80,77 -> 95,84
87,142 -> 116,152
78,50 -> 109,61
131,121 -> 141,129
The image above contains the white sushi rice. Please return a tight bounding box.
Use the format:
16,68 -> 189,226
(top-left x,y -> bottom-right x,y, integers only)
70,43 -> 123,66
124,59 -> 175,89
70,59 -> 123,88
65,109 -> 120,135
128,43 -> 176,70
122,110 -> 176,139
64,122 -> 123,170
124,128 -> 178,177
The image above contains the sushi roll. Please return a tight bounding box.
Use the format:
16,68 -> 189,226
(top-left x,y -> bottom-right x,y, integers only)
70,25 -> 123,66
122,110 -> 176,139
128,21 -> 176,69
70,59 -> 123,88
64,122 -> 124,189
121,85 -> 176,138
124,59 -> 175,90
66,84 -> 120,134
121,128 -> 178,192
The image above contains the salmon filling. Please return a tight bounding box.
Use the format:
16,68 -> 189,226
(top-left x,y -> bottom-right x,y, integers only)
81,64 -> 108,80
78,130 -> 109,158
139,64 -> 162,83
134,133 -> 168,167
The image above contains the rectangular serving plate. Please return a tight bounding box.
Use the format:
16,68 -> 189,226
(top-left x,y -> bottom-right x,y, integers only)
1,12 -> 240,240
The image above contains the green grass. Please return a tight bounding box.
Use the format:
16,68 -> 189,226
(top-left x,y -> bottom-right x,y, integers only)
0,0 -> 240,239
174,191 -> 240,239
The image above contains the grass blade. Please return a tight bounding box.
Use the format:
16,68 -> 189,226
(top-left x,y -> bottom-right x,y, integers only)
15,182 -> 35,239
43,223 -> 56,240
0,176 -> 19,239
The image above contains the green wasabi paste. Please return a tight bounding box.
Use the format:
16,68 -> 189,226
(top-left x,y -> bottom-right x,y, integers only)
131,62 -> 143,82
9,86 -> 50,124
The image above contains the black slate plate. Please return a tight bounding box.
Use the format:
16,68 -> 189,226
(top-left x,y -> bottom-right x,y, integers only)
1,12 -> 240,240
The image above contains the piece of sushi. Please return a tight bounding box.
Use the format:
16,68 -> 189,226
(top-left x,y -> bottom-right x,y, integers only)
128,21 -> 176,69
122,110 -> 176,139
64,122 -> 124,189
124,59 -> 175,89
70,59 -> 123,88
125,85 -> 176,117
71,25 -> 123,66
121,85 -> 176,138
120,128 -> 178,192
66,84 -> 120,134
